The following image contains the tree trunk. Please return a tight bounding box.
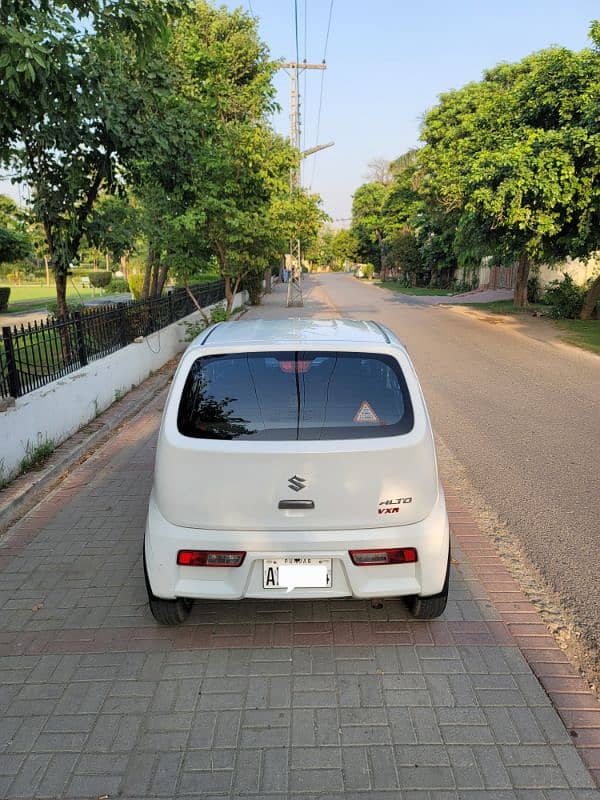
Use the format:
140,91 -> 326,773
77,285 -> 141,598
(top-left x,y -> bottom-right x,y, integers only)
264,266 -> 272,293
120,253 -> 129,282
156,261 -> 169,297
149,258 -> 159,298
224,276 -> 234,312
184,281 -> 210,324
141,248 -> 155,300
375,228 -> 385,278
105,251 -> 110,270
580,273 -> 600,320
514,253 -> 530,307
44,255 -> 50,288
53,265 -> 73,362
55,267 -> 69,319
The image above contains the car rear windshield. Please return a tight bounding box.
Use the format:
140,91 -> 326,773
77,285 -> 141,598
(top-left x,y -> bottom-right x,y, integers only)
177,351 -> 414,441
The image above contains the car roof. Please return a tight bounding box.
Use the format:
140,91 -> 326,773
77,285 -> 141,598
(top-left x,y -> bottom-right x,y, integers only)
194,318 -> 400,348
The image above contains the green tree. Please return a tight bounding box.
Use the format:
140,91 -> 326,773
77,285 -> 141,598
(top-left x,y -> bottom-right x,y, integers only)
0,0 -> 181,317
169,1 -> 294,310
0,227 -> 31,264
580,20 -> 600,319
329,229 -> 358,270
420,39 -> 600,306
351,182 -> 388,272
0,195 -> 32,266
305,228 -> 335,270
87,196 -> 141,273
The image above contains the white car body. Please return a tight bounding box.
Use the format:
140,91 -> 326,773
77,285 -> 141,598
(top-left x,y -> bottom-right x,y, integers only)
145,318 -> 449,604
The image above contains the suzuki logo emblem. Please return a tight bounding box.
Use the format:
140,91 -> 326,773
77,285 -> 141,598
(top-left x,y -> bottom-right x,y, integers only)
288,475 -> 306,492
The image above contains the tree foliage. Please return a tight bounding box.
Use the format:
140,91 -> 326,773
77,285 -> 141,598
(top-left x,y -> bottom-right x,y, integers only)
0,0 -> 183,315
420,40 -> 600,305
0,0 -> 326,316
350,24 -> 600,314
351,182 -> 388,270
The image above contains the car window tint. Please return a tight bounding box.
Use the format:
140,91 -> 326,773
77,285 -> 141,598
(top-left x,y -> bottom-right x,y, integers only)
177,351 -> 414,440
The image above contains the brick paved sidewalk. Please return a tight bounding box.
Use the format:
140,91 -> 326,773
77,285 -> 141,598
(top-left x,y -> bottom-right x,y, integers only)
0,280 -> 599,799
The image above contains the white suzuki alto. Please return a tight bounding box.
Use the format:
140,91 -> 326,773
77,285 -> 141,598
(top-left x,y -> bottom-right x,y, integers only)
144,318 -> 450,624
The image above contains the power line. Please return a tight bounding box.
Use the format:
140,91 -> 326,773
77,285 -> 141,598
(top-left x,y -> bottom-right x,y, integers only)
302,0 -> 308,157
294,0 -> 300,65
309,0 -> 334,189
323,0 -> 334,59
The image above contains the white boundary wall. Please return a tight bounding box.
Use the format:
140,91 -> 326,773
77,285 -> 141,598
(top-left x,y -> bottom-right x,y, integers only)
0,292 -> 247,483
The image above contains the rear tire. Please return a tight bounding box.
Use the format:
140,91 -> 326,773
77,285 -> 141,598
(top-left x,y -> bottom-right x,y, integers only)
143,546 -> 193,626
405,550 -> 450,620
148,595 -> 193,626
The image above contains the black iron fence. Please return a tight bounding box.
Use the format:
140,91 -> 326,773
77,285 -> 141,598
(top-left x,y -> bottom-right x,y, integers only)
0,280 -> 226,399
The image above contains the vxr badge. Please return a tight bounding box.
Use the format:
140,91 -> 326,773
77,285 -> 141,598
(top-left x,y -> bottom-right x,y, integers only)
288,475 -> 307,492
378,497 -> 413,514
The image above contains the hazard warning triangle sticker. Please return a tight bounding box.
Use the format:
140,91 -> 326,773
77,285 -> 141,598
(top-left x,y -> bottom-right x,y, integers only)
354,401 -> 380,424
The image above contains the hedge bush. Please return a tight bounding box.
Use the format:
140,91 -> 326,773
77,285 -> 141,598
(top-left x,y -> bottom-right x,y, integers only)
244,270 -> 264,305
104,278 -> 129,295
362,263 -> 375,280
128,273 -> 145,300
89,271 -> 112,288
542,273 -> 586,319
527,272 -> 542,304
46,300 -> 87,318
0,286 -> 10,311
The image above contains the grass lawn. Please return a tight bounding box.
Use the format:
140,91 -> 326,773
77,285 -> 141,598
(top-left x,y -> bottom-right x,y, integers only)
2,284 -> 96,305
453,299 -> 547,314
453,298 -> 600,355
556,319 -> 600,354
380,281 -> 454,296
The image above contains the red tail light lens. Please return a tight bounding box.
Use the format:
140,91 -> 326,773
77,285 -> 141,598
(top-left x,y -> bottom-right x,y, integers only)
349,548 -> 418,566
177,550 -> 246,567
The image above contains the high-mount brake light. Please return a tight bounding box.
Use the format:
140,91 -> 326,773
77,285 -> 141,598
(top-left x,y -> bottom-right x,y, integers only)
177,550 -> 246,567
278,360 -> 313,374
349,548 -> 418,566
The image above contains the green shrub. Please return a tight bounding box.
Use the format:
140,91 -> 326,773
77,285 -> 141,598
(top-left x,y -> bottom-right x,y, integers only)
19,437 -> 55,474
182,319 -> 208,341
128,272 -> 145,300
0,286 -> 10,311
47,299 -> 87,317
244,270 -> 264,305
89,270 -> 112,288
105,278 -> 129,295
210,304 -> 229,323
542,273 -> 586,319
527,272 -> 542,304
362,263 -> 375,280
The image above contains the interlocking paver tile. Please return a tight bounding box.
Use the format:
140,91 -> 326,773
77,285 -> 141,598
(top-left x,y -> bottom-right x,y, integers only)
0,308 -> 598,798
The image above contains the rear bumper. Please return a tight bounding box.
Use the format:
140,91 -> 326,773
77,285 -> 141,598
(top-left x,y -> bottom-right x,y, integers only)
144,492 -> 449,601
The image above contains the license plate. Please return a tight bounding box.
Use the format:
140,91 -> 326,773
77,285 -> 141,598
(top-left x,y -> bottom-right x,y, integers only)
263,557 -> 332,590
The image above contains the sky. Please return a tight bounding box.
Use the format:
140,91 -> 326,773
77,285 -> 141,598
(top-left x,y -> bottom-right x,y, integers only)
2,1 -> 597,222
221,0 -> 598,223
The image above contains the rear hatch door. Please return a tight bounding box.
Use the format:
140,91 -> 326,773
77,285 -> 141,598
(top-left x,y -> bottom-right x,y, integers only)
154,348 -> 439,530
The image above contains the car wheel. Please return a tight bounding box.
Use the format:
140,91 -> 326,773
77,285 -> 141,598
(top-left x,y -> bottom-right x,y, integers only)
143,548 -> 193,626
405,549 -> 450,620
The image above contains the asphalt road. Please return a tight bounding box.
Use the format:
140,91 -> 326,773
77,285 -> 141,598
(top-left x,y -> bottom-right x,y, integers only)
264,274 -> 600,649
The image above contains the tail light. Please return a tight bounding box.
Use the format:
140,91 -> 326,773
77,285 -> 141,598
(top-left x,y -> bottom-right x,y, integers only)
177,550 -> 246,567
349,548 -> 418,566
278,359 -> 313,373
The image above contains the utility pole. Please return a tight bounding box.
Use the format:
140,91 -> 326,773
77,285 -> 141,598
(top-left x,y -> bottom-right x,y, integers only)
280,62 -> 332,307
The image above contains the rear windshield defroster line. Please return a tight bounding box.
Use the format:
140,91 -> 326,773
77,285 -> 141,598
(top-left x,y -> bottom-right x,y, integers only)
177,350 -> 414,441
